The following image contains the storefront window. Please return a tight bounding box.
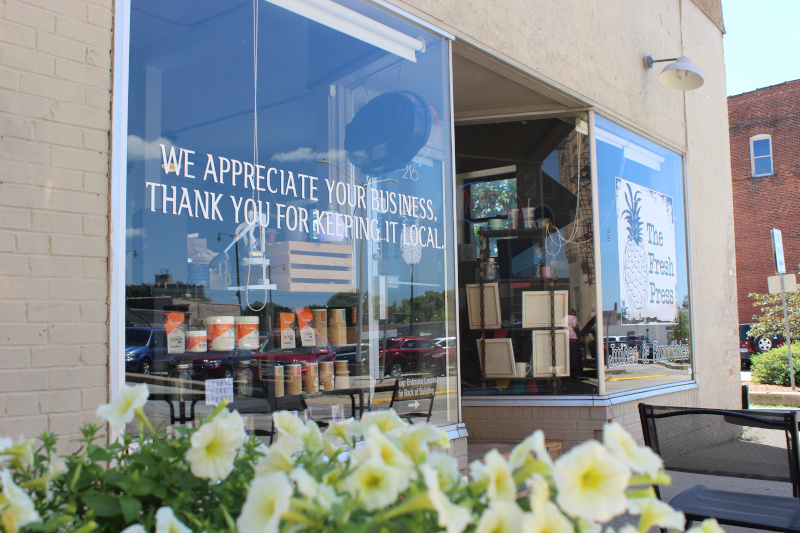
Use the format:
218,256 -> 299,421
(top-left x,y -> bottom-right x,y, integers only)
123,0 -> 455,431
456,120 -> 599,396
595,116 -> 692,392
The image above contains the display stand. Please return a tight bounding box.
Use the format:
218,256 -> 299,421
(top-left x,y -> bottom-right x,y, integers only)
476,227 -> 563,385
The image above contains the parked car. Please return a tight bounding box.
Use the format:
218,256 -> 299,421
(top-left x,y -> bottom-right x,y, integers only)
603,336 -> 627,353
125,327 -> 171,374
380,337 -> 446,378
740,323 -> 784,367
246,334 -> 335,396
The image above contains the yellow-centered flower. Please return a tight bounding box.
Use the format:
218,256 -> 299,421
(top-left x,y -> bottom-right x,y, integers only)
553,440 -> 630,523
237,473 -> 292,533
96,383 -> 149,428
154,506 -> 191,533
522,501 -> 574,533
475,501 -> 524,533
421,464 -> 471,533
0,469 -> 40,533
603,422 -> 663,479
341,458 -> 405,511
185,411 -> 246,481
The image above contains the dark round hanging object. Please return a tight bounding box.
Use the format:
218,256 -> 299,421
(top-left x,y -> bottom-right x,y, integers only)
345,91 -> 432,174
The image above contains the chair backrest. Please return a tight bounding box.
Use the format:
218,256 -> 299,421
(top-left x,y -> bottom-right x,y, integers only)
639,403 -> 800,491
389,375 -> 437,423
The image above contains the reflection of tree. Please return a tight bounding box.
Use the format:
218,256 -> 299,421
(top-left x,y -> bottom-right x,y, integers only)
242,302 -> 291,316
326,291 -> 367,309
469,179 -> 517,218
671,296 -> 690,344
392,290 -> 452,323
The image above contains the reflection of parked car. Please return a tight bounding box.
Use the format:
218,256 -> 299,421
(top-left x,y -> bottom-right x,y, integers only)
333,343 -> 368,375
432,337 -> 456,349
603,336 -> 627,352
167,348 -> 252,393
125,327 -> 170,374
247,335 -> 335,396
740,323 -> 783,367
380,337 -> 446,378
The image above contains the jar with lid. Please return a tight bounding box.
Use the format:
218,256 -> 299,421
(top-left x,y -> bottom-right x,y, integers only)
485,257 -> 499,280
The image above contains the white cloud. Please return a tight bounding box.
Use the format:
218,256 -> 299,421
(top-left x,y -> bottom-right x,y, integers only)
271,147 -> 346,163
127,135 -> 174,161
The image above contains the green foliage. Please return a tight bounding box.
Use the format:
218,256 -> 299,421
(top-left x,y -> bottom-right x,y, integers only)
8,422 -> 261,533
750,342 -> 800,386
391,291 -> 453,324
747,265 -> 800,340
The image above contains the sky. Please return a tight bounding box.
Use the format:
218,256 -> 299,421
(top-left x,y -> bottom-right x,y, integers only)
722,0 -> 800,96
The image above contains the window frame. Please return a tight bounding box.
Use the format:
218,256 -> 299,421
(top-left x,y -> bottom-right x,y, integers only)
750,134 -> 774,177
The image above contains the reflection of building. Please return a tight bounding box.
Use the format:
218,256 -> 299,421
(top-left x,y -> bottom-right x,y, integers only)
729,80 -> 800,324
1,0 -> 739,462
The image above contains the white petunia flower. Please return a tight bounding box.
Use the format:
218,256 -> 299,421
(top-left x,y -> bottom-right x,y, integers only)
323,418 -> 360,444
603,422 -> 663,479
475,501 -> 524,533
685,518 -> 725,533
121,525 -> 147,533
0,438 -> 33,466
0,469 -> 40,533
185,412 -> 246,481
470,449 -> 516,502
341,458 -> 406,511
352,427 -> 413,476
389,423 -> 450,464
421,464 -> 471,533
423,452 -> 463,493
255,435 -> 303,476
509,430 -> 553,470
154,506 -> 191,533
522,501 -> 574,533
237,473 -> 292,533
628,497 -> 684,532
359,409 -> 406,433
272,411 -> 308,439
96,383 -> 149,428
553,440 -> 630,523
290,467 -> 340,510
526,473 -> 550,513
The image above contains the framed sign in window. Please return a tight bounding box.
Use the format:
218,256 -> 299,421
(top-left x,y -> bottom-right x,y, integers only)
532,330 -> 569,377
522,290 -> 568,328
466,283 -> 502,329
476,338 -> 516,378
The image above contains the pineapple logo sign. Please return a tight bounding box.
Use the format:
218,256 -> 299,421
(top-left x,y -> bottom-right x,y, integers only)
616,178 -> 678,324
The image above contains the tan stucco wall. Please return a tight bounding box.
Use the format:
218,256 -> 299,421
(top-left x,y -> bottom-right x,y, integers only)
0,0 -> 113,443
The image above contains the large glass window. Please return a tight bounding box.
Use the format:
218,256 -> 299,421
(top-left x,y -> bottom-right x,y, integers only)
595,115 -> 692,392
456,119 -> 599,396
124,0 -> 455,431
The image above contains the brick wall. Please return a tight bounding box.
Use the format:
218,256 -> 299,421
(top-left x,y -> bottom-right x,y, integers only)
0,0 -> 112,444
729,80 -> 800,324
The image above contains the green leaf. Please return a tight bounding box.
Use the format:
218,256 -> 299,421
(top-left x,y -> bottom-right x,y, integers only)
119,495 -> 142,523
89,447 -> 112,462
82,494 -> 122,517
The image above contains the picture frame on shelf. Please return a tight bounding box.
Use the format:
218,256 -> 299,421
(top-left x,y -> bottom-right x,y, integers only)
532,330 -> 570,377
521,290 -> 569,328
466,283 -> 502,329
476,338 -> 516,378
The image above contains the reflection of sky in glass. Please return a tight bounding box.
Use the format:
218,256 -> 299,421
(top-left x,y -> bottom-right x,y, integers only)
595,116 -> 688,321
126,0 -> 453,312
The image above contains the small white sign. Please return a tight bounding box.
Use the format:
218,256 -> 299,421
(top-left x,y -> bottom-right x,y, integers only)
205,378 -> 234,405
768,274 -> 797,294
772,229 -> 786,274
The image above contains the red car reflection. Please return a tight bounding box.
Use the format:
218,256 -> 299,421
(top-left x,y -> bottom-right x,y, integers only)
380,337 -> 446,378
246,334 -> 334,396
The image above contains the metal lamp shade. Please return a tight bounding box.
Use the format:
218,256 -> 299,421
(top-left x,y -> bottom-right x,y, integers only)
659,56 -> 704,91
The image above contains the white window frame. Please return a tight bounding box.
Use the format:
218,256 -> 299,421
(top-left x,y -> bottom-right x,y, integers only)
750,134 -> 773,177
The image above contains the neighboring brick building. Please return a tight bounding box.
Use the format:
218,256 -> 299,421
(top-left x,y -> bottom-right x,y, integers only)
729,80 -> 800,325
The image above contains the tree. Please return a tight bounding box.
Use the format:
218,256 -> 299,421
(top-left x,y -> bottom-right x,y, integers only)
670,296 -> 690,344
747,265 -> 800,340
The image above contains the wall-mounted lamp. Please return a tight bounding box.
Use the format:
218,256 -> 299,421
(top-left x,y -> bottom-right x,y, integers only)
644,55 -> 704,91
127,249 -> 138,258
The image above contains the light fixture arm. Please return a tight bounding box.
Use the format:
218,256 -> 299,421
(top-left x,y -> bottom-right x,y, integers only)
644,55 -> 679,69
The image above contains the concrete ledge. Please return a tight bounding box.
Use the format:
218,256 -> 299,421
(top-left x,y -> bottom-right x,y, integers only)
749,391 -> 800,407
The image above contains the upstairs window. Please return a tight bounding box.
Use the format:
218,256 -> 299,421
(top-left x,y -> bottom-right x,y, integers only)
750,134 -> 773,177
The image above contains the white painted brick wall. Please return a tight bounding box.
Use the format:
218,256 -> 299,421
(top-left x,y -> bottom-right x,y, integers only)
0,0 -> 112,447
